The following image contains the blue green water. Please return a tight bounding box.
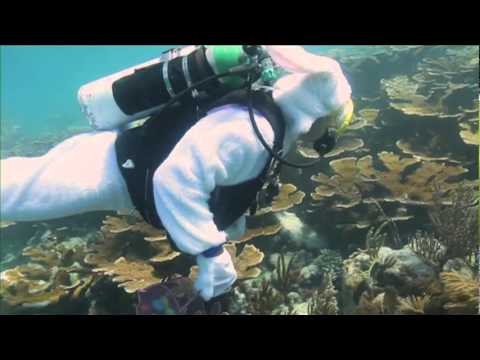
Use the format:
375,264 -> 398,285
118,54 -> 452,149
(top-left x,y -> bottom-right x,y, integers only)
1,45 -> 177,138
1,45 -> 357,139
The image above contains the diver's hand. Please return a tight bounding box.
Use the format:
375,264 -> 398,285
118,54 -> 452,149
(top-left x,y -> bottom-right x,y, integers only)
194,248 -> 237,301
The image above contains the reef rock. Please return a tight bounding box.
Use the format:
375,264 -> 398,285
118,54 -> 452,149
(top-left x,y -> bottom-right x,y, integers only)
292,301 -> 309,315
340,250 -> 374,314
300,265 -> 321,287
298,249 -> 343,288
442,258 -> 475,280
376,246 -> 436,295
287,291 -> 302,304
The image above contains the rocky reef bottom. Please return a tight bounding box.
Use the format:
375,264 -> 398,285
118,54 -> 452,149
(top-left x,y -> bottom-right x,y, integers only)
1,204 -> 478,315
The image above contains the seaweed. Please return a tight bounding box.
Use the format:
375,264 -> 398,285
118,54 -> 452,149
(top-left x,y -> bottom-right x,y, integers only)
428,183 -> 479,267
396,294 -> 431,315
245,279 -> 283,315
369,254 -> 397,284
408,231 -> 445,269
273,253 -> 301,299
440,271 -> 479,314
307,273 -> 339,315
354,287 -> 399,315
365,221 -> 389,257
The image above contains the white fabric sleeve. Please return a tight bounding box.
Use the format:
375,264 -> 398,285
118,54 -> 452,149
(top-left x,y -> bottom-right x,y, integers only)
152,107 -> 273,255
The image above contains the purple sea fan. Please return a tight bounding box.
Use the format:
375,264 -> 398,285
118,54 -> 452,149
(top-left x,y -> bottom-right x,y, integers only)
136,276 -> 224,315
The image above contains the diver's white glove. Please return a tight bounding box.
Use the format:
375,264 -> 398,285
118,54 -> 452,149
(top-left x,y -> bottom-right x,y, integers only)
194,247 -> 237,301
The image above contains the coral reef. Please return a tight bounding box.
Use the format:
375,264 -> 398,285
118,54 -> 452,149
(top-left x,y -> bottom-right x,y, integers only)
354,288 -> 398,315
0,220 -> 16,229
338,45 -> 432,98
439,271 -> 479,314
83,230 -> 126,267
416,48 -> 479,86
306,273 -> 339,315
297,137 -> 365,159
0,214 -> 186,313
297,144 -> 320,159
428,184 -> 478,266
311,151 -> 470,219
395,139 -> 452,162
92,257 -> 164,293
2,45 -> 478,315
337,46 -> 478,171
341,250 -> 373,303
0,223 -> 98,313
241,279 -> 284,315
233,223 -> 283,244
459,121 -> 479,146
340,202 -> 478,315
407,231 -> 445,268
84,215 -> 180,267
381,75 -> 468,118
359,152 -> 468,204
308,144 -> 474,255
225,243 -> 264,279
373,246 -> 437,296
255,183 -> 305,215
442,258 -> 476,279
396,294 -> 431,315
306,249 -> 343,283
189,243 -> 265,282
354,108 -> 380,129
311,157 -> 366,208
324,138 -> 365,159
229,248 -> 343,315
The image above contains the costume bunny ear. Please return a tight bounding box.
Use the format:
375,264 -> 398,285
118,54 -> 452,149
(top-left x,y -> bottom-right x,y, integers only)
270,47 -> 353,139
264,45 -> 343,74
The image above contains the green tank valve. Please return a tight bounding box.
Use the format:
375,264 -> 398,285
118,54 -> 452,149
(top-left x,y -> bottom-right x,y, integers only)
260,57 -> 280,84
205,45 -> 250,89
262,68 -> 277,83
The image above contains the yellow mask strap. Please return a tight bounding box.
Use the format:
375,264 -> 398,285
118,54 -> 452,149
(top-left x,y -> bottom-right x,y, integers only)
335,99 -> 354,135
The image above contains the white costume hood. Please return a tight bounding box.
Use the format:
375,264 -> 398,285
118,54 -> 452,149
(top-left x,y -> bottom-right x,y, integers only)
266,46 -> 353,142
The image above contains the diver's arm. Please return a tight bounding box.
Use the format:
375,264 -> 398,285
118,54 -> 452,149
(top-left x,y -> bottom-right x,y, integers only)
151,109 -> 274,255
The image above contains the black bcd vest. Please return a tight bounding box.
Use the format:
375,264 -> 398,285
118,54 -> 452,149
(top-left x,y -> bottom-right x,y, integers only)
114,89 -> 285,237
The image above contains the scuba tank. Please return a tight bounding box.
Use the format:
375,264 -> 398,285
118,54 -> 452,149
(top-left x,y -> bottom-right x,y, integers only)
78,45 -> 261,130
79,44 -> 340,169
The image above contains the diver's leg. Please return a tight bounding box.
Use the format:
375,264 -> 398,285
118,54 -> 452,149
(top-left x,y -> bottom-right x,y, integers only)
0,131 -> 134,222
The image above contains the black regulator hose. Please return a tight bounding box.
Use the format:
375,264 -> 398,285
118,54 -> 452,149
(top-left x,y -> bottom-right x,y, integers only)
245,76 -> 324,169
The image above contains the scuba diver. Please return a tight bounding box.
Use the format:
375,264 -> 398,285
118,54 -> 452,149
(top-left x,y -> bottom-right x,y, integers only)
0,45 -> 353,301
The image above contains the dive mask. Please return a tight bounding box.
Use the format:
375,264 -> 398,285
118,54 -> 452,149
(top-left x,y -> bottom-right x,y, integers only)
313,127 -> 337,156
334,98 -> 354,135
312,99 -> 354,156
